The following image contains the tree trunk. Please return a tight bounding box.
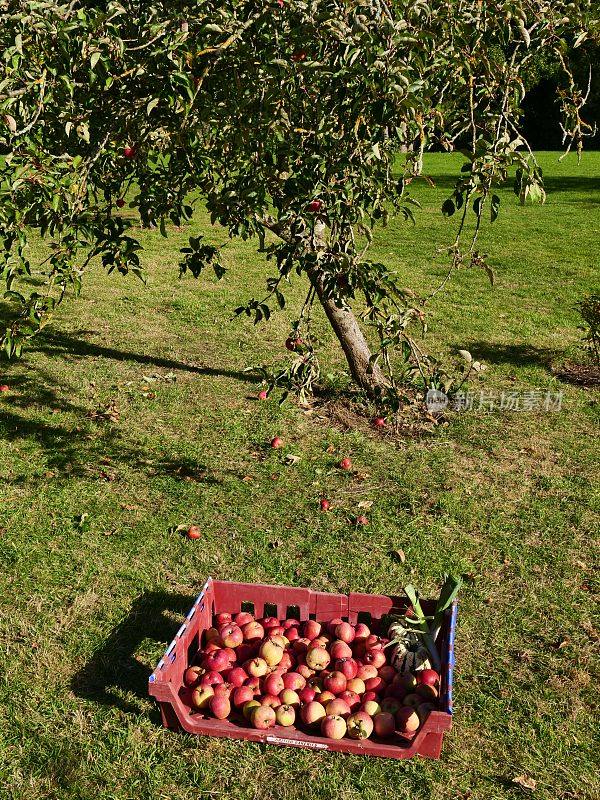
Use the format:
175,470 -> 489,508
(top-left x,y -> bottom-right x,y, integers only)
308,267 -> 388,397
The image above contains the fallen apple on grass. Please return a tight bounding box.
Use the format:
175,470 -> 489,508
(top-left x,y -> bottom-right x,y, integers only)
186,525 -> 201,540
270,436 -> 284,449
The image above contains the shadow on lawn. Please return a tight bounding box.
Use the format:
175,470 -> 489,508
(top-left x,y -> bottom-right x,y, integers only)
423,172 -> 600,196
463,341 -> 558,371
71,590 -> 195,718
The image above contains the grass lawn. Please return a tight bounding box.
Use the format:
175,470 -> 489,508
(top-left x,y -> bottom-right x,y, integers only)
0,152 -> 598,800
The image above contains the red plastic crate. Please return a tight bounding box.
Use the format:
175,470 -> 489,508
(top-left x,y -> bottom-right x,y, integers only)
148,578 -> 458,759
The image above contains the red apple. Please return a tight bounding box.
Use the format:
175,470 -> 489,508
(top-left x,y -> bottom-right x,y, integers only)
282,672 -> 306,692
251,705 -> 276,729
372,416 -> 386,429
186,525 -> 201,539
356,515 -> 369,526
260,694 -> 281,708
338,690 -> 360,711
323,671 -> 347,695
241,621 -> 264,642
300,701 -> 326,727
219,624 -> 243,649
270,436 -> 284,449
298,686 -> 317,704
243,676 -> 261,694
417,669 -> 440,687
233,685 -> 254,708
292,50 -> 307,63
183,666 -> 204,687
321,714 -> 346,739
363,649 -> 387,669
209,695 -> 230,719
285,626 -> 300,642
214,613 -> 232,627
225,666 -> 247,688
334,622 -> 355,644
330,640 -> 353,660
234,611 -> 254,627
339,457 -> 352,470
354,623 -> 371,640
326,698 -> 351,718
356,664 -> 378,681
263,673 -> 285,697
373,711 -> 396,737
319,498 -> 331,511
200,671 -> 224,688
0,385 -> 9,393
260,616 -> 280,630
201,650 -> 229,673
378,665 -> 396,684
335,657 -> 359,680
123,145 -> 137,159
303,620 -> 321,640
306,199 -> 323,213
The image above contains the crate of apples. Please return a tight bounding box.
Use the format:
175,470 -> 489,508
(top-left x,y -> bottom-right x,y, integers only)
149,579 -> 457,760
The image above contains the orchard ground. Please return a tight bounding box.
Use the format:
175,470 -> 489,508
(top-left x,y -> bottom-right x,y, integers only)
0,153 -> 598,800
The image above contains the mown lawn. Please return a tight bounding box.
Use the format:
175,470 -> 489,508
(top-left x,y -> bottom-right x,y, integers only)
0,152 -> 598,800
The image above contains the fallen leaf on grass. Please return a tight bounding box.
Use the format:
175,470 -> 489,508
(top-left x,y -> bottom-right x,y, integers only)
389,549 -> 406,563
512,775 -> 536,791
357,500 -> 373,509
284,454 -> 301,466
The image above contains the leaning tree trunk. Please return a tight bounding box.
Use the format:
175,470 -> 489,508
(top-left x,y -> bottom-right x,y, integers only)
308,267 -> 388,397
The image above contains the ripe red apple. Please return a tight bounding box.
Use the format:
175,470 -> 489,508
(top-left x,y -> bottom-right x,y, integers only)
233,685 -> 255,708
363,649 -> 386,669
330,640 -> 353,660
335,658 -> 359,680
270,436 -> 284,449
321,714 -> 346,739
278,652 -> 295,673
260,616 -> 281,629
186,525 -> 201,539
297,664 -> 314,680
354,623 -> 371,640
123,145 -> 137,159
356,515 -> 369,526
363,691 -> 378,703
285,626 -> 300,642
327,618 -> 344,634
347,711 -> 374,740
251,705 -> 276,729
241,621 -> 264,642
298,686 -> 317,704
210,695 -> 231,720
283,618 -> 300,630
200,671 -> 224,688
339,457 -> 352,470
183,666 -> 204,687
307,199 -> 323,213
338,690 -> 360,711
356,664 -> 378,681
263,673 -> 285,697
202,650 -> 229,673
191,685 -> 214,710
303,620 -> 321,639
245,657 -> 269,677
305,646 -> 331,671
267,626 -> 286,638
116,198 -> 125,208
396,706 -> 420,735
417,668 -> 440,687
364,634 -> 384,651
223,647 -> 237,664
372,416 -> 386,429
319,498 -> 331,511
214,613 -> 232,627
378,665 -> 396,684
243,676 -> 261,694
300,701 -> 326,727
334,622 -> 355,644
234,611 -> 254,627
0,385 -> 9,393
258,389 -> 268,400
326,698 -> 351,718
276,704 -> 296,726
282,672 -> 306,692
242,699 -> 261,720
323,671 -> 347,695
225,667 -> 247,688
364,676 -> 385,693
373,711 -> 396,738
260,694 -> 281,708
219,624 -> 243,649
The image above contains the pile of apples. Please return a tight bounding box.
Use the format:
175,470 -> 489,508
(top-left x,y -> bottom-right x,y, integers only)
181,611 -> 441,742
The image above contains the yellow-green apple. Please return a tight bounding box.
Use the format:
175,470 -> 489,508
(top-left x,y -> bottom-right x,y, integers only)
300,701 -> 326,727
346,711 -> 373,740
251,705 -> 276,729
191,685 -> 214,710
276,704 -> 296,726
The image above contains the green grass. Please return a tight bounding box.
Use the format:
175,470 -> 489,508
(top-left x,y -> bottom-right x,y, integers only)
0,152 -> 598,800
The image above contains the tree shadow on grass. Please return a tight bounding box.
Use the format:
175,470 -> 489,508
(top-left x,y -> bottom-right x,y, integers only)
71,590 -> 195,719
460,341 -> 559,371
419,172 -> 600,197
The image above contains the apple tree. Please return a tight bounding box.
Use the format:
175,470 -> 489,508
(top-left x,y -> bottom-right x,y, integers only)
1,0 -> 597,405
